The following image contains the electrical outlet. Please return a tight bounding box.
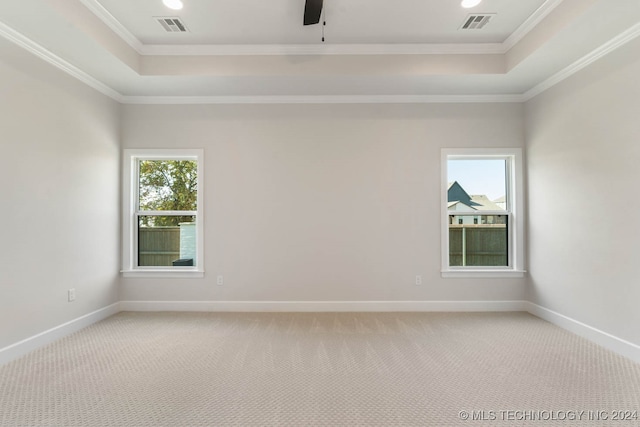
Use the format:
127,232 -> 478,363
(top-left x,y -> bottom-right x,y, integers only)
68,288 -> 76,302
415,275 -> 422,286
216,275 -> 223,286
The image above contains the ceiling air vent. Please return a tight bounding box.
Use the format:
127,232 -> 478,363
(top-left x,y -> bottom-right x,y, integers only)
156,17 -> 188,33
460,14 -> 495,30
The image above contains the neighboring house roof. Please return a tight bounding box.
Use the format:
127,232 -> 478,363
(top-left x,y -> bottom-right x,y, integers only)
470,195 -> 504,211
448,181 -> 506,212
448,201 -> 476,211
447,181 -> 480,207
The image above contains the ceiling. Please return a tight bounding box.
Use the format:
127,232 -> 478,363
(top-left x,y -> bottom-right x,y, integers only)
0,0 -> 638,103
97,0 -> 547,45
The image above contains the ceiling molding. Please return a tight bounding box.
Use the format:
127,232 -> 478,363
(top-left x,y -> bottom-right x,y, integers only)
502,0 -> 564,51
79,0 -> 561,57
1,10 -> 638,106
79,0 -> 505,56
121,94 -> 526,105
139,43 -> 506,56
523,21 -> 640,101
0,20 -> 124,102
78,0 -> 144,53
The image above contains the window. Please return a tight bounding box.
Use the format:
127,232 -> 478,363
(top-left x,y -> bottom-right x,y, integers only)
441,148 -> 524,278
122,149 -> 203,278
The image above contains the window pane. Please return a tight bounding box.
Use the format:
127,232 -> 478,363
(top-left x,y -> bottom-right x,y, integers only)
138,216 -> 196,267
139,160 -> 197,211
447,159 -> 506,211
449,215 -> 508,266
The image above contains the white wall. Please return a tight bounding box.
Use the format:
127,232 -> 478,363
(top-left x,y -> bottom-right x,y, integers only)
0,38 -> 121,349
525,37 -> 640,346
121,103 -> 525,303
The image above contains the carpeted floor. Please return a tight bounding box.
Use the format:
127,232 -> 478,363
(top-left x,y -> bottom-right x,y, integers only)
1,311 -> 639,426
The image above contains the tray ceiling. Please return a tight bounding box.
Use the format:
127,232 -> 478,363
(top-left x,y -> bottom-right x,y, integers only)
0,0 -> 638,103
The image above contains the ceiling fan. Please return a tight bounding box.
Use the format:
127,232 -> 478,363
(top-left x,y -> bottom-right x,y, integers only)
303,0 -> 323,25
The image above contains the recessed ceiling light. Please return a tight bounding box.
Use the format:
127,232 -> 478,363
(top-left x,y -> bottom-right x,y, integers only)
461,0 -> 482,8
163,0 -> 183,10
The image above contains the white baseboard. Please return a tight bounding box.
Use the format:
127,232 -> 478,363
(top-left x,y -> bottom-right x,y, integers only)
525,302 -> 640,364
119,300 -> 527,312
4,300 -> 638,367
0,302 -> 120,366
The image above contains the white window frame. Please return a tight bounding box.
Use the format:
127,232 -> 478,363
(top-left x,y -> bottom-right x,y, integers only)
441,148 -> 525,278
122,149 -> 204,278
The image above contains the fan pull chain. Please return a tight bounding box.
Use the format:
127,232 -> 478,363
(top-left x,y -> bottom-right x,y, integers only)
322,8 -> 326,42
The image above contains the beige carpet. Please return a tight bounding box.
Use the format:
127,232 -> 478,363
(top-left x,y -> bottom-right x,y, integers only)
1,312 -> 639,426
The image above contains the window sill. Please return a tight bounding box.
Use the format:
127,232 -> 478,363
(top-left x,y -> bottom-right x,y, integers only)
441,269 -> 526,279
121,269 -> 204,279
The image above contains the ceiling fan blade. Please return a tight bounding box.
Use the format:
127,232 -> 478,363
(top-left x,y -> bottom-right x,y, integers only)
303,0 -> 323,25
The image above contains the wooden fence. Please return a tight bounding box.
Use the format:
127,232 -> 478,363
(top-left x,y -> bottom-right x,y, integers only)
449,224 -> 507,266
138,227 -> 180,266
140,224 -> 508,267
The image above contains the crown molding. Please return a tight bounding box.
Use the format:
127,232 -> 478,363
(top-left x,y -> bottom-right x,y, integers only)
523,21 -> 640,101
139,43 -> 506,56
78,0 -> 144,53
0,21 -> 526,105
0,20 -> 124,102
80,0 -> 562,57
121,94 -> 526,105
73,0 -> 506,56
502,0 -> 564,51
80,0 -> 504,56
1,8 -> 638,106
